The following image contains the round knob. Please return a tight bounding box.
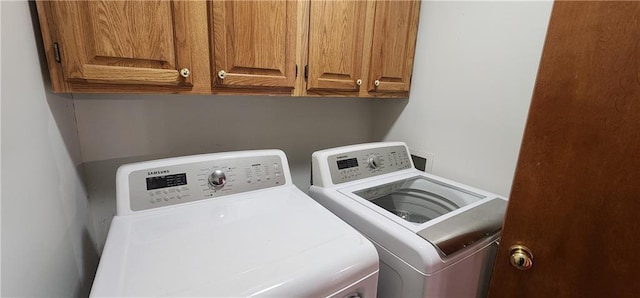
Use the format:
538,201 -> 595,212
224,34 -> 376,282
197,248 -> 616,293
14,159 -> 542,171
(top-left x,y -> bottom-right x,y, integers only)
218,70 -> 226,79
356,79 -> 362,86
180,68 -> 190,78
367,156 -> 380,169
509,245 -> 533,270
374,80 -> 380,87
208,169 -> 227,189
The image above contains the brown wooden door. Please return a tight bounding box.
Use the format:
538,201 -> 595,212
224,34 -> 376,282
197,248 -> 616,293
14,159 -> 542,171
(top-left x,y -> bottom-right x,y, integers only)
488,2 -> 640,297
44,0 -> 192,87
211,0 -> 297,89
367,0 -> 420,93
307,0 -> 368,92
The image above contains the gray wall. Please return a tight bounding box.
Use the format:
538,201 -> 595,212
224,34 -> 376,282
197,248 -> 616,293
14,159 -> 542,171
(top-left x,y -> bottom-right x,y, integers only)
374,1 -> 553,196
1,1 -> 98,297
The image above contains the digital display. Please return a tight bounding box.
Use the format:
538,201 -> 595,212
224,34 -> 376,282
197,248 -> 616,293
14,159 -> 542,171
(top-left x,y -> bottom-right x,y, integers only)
337,158 -> 359,170
146,173 -> 187,190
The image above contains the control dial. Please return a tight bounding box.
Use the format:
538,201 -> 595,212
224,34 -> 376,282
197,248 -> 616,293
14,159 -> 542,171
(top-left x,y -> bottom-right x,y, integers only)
367,155 -> 381,170
208,169 -> 227,189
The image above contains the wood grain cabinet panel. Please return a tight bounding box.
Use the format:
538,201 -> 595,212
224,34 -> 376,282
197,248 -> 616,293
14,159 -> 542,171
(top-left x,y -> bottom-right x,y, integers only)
307,0 -> 368,92
35,0 -> 421,97
38,0 -> 193,90
211,0 -> 297,89
306,0 -> 420,97
367,0 -> 420,93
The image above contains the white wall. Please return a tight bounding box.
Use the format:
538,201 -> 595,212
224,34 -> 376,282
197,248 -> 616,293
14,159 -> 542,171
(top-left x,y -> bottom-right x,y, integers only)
1,1 -> 98,297
374,1 -> 553,196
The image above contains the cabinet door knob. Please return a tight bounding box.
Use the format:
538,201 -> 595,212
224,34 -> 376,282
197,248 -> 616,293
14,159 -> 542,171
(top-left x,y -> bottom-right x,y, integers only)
218,70 -> 226,79
356,79 -> 362,86
374,80 -> 380,87
180,68 -> 190,78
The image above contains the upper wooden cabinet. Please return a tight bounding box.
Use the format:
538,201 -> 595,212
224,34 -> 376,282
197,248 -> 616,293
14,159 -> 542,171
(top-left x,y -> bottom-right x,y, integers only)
211,1 -> 298,89
36,1 -> 200,92
307,1 -> 368,92
35,0 -> 420,97
368,0 -> 420,93
305,0 -> 420,97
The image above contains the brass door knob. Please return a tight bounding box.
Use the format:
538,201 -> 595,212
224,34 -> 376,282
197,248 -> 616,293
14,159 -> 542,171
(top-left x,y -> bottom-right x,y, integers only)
509,245 -> 533,270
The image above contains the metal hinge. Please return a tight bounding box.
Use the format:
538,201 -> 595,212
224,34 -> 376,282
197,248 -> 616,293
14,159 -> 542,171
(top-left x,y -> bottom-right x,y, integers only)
304,65 -> 309,79
53,42 -> 61,63
295,65 -> 298,78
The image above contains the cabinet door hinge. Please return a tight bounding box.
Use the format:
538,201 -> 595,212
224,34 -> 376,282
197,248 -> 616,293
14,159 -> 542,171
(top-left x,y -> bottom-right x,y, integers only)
295,65 -> 298,78
304,65 -> 309,79
53,42 -> 61,63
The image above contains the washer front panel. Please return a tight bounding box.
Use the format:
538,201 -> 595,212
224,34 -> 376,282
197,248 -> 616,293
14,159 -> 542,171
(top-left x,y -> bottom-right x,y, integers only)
127,155 -> 286,211
328,145 -> 412,185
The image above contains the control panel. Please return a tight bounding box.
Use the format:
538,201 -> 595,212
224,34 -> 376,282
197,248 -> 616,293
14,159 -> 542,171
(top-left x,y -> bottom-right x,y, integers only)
327,145 -> 412,185
126,155 -> 286,212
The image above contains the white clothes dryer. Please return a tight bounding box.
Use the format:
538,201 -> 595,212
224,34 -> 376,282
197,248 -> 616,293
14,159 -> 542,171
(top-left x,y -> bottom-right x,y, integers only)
90,150 -> 379,297
309,142 -> 507,298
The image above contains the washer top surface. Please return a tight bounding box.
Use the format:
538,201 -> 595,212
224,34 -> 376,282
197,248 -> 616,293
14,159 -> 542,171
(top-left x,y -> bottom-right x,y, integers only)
310,143 -> 507,273
91,150 -> 378,297
340,171 -> 505,251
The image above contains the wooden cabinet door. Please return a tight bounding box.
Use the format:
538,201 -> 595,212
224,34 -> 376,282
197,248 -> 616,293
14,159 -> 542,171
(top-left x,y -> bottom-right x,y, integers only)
43,1 -> 192,87
211,0 -> 297,89
307,1 -> 368,92
368,0 -> 420,93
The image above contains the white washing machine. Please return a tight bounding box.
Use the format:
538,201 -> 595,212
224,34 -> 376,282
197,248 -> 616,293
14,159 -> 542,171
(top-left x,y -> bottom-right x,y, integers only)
90,150 -> 379,297
309,142 -> 507,298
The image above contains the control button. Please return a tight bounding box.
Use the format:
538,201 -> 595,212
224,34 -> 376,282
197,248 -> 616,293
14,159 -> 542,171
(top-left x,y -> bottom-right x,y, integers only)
367,156 -> 381,170
247,179 -> 252,183
273,163 -> 279,169
149,192 -> 154,197
150,199 -> 155,204
177,195 -> 182,200
208,169 -> 227,189
164,197 -> 169,202
176,188 -> 181,192
257,177 -> 261,182
266,176 -> 271,180
155,198 -> 161,203
275,173 -> 281,178
169,196 -> 176,200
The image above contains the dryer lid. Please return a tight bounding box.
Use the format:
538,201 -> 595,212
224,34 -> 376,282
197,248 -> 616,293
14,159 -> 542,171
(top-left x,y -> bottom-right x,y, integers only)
91,187 -> 378,297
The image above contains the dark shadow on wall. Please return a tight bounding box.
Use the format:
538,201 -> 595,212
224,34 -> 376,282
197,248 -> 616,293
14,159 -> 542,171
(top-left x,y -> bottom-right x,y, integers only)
28,1 -> 83,169
29,2 -> 100,297
371,98 -> 410,141
75,229 -> 100,298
